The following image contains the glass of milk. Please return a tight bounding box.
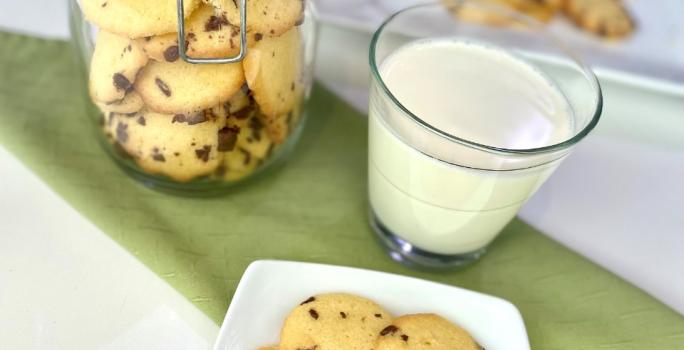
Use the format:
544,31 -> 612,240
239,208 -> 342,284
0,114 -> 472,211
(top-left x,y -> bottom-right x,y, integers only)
368,1 -> 602,268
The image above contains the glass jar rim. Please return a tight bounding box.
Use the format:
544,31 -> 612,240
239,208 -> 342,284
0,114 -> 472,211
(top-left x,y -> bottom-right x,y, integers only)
368,1 -> 603,156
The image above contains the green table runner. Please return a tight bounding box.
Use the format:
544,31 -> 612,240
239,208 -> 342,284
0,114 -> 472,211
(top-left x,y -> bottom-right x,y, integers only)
1,32 -> 682,349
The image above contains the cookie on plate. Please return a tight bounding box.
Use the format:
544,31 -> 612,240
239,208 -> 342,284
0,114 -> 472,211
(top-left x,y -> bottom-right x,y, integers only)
279,293 -> 394,350
134,58 -> 244,114
205,0 -> 305,38
106,109 -> 225,182
138,3 -> 242,62
89,31 -> 149,104
373,314 -> 483,350
243,27 -> 303,126
95,91 -> 145,114
564,0 -> 635,38
81,0 -> 201,38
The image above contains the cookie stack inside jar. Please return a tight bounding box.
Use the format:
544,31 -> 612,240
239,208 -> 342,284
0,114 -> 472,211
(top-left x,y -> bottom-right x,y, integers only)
82,0 -> 308,183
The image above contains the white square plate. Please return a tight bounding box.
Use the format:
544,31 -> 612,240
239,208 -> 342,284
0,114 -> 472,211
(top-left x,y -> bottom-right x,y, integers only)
213,260 -> 529,350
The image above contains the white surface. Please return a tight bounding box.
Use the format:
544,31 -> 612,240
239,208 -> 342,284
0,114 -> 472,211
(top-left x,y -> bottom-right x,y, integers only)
316,0 -> 684,83
0,146 -> 219,349
214,260 -> 529,350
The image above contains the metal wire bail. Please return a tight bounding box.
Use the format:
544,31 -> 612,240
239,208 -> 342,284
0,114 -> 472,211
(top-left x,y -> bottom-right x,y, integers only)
176,0 -> 248,64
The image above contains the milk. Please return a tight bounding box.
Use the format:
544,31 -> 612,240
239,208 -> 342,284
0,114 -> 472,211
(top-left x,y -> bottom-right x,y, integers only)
369,39 -> 574,255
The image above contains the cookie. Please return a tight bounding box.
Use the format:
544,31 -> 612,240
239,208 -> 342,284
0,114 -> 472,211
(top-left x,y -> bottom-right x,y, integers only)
107,109 -> 226,182
243,27 -> 303,125
373,314 -> 482,350
279,293 -> 394,350
81,0 -> 201,38
205,0 -> 305,38
96,91 -> 145,114
134,58 -> 245,114
89,31 -> 149,104
138,3 -> 242,62
447,0 -> 555,24
564,0 -> 635,38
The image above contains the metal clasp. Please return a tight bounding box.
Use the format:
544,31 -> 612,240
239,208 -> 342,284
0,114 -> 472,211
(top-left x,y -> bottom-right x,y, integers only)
176,0 -> 248,64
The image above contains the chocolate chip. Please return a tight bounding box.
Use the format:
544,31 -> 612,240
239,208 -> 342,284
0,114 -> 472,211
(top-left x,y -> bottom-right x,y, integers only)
115,122 -> 128,143
401,335 -> 409,342
188,32 -> 196,40
137,116 -> 146,126
144,36 -> 152,41
205,15 -> 229,31
155,78 -> 171,97
340,312 -> 347,319
291,82 -> 295,91
300,296 -> 316,305
380,325 -> 399,336
164,45 -> 179,62
186,113 -> 207,125
254,33 -> 263,41
126,44 -> 132,52
217,126 -> 239,152
113,73 -> 131,91
174,152 -> 180,157
233,105 -> 254,120
308,309 -> 319,320
195,145 -> 211,162
101,2 -> 107,7
172,114 -> 186,123
152,152 -> 165,162
374,313 -> 382,318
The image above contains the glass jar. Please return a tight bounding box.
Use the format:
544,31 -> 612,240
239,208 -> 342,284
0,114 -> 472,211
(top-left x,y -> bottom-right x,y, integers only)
69,0 -> 316,195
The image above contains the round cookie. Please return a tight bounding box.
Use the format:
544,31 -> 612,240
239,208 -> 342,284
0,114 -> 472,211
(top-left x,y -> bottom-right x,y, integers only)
106,109 -> 226,182
96,91 -> 145,114
138,3 -> 242,62
206,0 -> 305,38
373,314 -> 483,350
243,27 -> 303,119
279,293 -> 394,350
89,31 -> 149,104
134,58 -> 244,114
81,0 -> 201,38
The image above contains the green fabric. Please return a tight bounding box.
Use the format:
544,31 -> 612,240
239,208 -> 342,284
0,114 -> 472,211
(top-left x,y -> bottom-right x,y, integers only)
1,31 -> 682,349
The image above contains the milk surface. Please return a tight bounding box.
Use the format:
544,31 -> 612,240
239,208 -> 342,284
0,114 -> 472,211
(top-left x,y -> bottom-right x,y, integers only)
369,39 -> 574,254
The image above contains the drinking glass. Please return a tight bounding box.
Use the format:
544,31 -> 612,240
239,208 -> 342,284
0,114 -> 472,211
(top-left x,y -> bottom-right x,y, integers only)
368,1 -> 602,268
